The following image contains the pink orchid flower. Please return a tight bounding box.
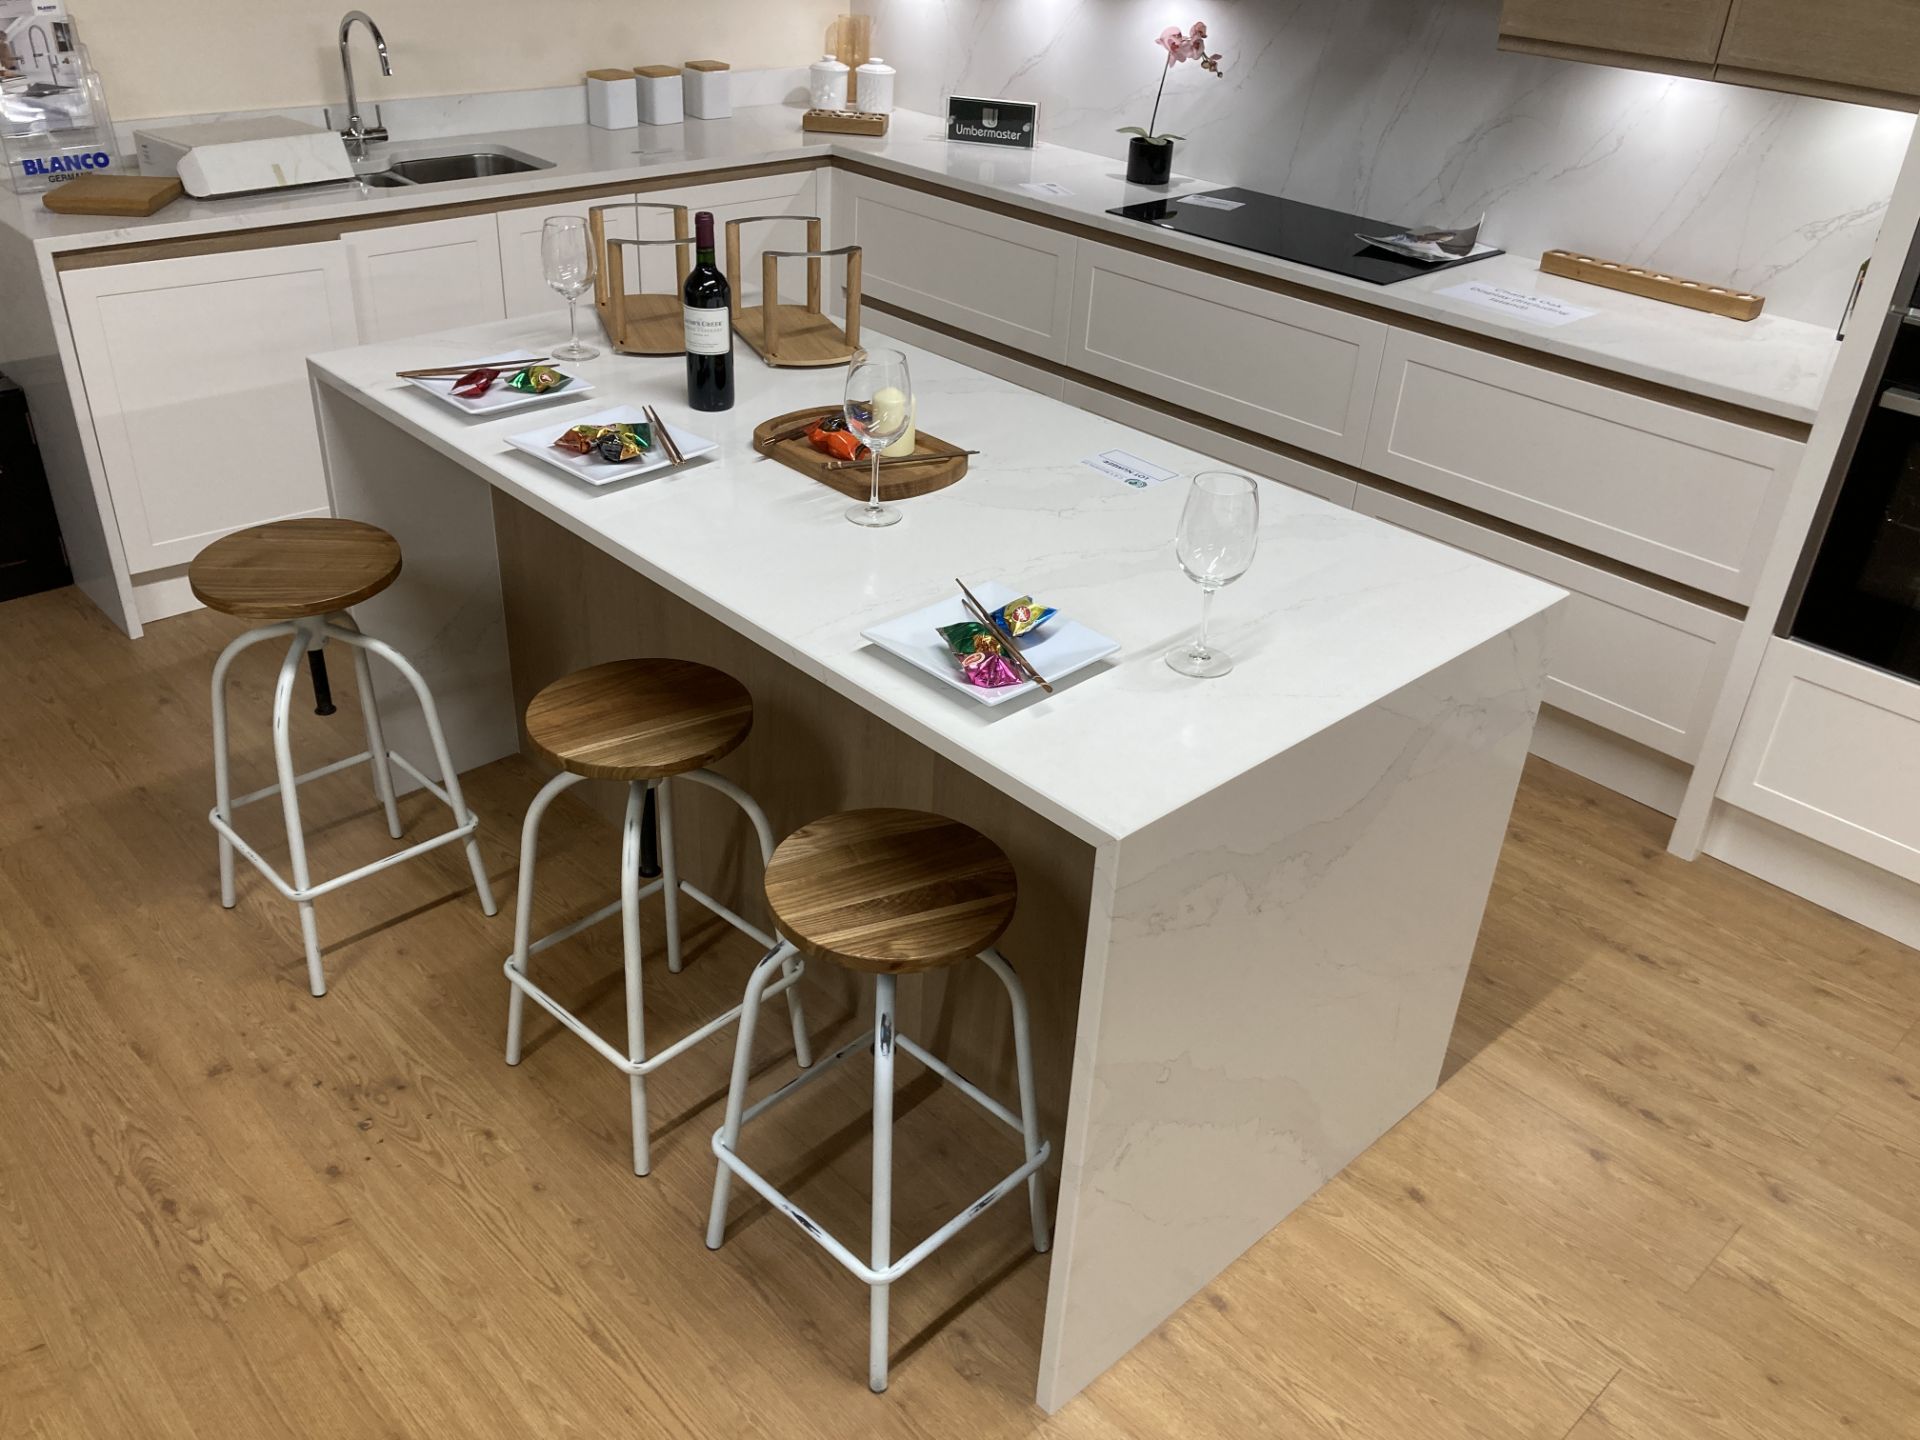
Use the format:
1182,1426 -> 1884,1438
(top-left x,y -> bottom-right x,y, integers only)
1126,20 -> 1225,145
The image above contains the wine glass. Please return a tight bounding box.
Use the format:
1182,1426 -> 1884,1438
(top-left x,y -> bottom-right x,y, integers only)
1166,470 -> 1260,678
843,347 -> 913,528
542,215 -> 598,362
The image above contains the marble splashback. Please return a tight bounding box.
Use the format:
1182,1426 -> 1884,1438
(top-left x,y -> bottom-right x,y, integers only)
854,0 -> 1915,327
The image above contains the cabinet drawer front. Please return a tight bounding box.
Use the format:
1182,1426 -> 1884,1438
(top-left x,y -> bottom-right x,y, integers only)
1354,487 -> 1738,760
1499,0 -> 1732,65
499,172 -> 817,319
1718,0 -> 1920,106
1069,241 -> 1385,464
1363,331 -> 1799,601
63,242 -> 357,573
342,214 -> 506,344
1720,640 -> 1920,882
839,175 -> 1076,359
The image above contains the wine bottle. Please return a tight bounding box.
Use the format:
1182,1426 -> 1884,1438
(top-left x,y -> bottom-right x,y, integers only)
683,210 -> 734,412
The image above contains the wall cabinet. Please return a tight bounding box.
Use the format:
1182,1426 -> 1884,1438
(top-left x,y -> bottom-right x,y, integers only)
1499,0 -> 1920,110
498,171 -> 818,320
834,172 -> 1077,361
62,242 -> 358,573
341,214 -> 506,344
1362,330 -> 1800,603
1069,241 -> 1386,465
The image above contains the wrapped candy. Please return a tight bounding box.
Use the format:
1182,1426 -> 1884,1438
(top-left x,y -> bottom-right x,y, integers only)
937,620 -> 1024,689
553,423 -> 608,455
807,414 -> 866,464
452,367 -> 500,398
594,422 -> 652,463
507,364 -> 572,394
989,596 -> 1056,639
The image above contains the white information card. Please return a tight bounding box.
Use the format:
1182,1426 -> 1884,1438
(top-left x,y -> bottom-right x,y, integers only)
1437,280 -> 1596,327
1083,449 -> 1178,488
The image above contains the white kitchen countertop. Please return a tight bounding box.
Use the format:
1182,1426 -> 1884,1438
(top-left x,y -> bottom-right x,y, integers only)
308,315 -> 1562,845
5,104 -> 1836,423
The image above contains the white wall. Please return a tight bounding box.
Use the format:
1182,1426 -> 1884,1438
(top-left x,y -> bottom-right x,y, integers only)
75,0 -> 841,120
855,0 -> 1916,327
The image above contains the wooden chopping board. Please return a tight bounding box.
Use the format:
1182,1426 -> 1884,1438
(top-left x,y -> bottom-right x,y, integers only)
42,175 -> 184,217
752,407 -> 969,501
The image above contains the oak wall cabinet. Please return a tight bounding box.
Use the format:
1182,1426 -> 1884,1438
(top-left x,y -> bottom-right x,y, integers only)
1498,0 -> 1920,111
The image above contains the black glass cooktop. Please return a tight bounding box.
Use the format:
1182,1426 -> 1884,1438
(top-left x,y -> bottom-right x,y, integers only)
1107,187 -> 1499,286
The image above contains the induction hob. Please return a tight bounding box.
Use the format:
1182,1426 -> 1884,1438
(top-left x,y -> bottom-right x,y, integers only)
1106,188 -> 1499,286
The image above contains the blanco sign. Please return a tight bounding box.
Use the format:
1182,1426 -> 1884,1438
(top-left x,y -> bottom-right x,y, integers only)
1083,449 -> 1177,488
1437,280 -> 1596,327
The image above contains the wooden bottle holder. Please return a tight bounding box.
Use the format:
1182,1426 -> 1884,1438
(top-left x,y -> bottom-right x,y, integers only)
725,216 -> 864,368
589,200 -> 695,356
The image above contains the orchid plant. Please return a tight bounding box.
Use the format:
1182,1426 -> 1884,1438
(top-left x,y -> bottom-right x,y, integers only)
1119,21 -> 1223,147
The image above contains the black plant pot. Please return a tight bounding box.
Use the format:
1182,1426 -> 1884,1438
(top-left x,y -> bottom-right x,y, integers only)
1126,135 -> 1174,186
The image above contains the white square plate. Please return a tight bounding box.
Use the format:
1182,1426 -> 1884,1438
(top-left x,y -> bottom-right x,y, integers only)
862,580 -> 1119,706
504,405 -> 717,486
404,353 -> 595,416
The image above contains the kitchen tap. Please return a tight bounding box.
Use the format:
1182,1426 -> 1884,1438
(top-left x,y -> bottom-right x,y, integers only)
337,10 -> 392,158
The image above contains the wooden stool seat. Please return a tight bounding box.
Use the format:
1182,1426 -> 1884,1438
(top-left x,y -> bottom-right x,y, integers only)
763,808 -> 1017,975
189,518 -> 402,620
524,658 -> 753,782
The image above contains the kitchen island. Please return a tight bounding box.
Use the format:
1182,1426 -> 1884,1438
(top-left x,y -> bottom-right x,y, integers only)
307,315 -> 1562,1410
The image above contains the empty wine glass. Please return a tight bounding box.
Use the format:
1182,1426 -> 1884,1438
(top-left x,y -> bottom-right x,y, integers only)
542,215 -> 598,362
843,347 -> 913,528
1167,470 -> 1260,678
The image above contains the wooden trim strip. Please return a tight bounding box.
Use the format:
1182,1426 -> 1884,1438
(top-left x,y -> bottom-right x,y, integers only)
863,293 -> 1748,620
1710,65 -> 1920,115
834,158 -> 1812,441
52,157 -> 826,271
1493,34 -> 1719,81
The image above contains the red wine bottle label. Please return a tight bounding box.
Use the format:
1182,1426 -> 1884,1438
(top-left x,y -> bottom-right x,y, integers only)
683,306 -> 730,356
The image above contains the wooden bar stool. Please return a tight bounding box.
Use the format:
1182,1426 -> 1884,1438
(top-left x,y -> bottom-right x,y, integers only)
192,518 -> 497,998
503,659 -> 812,1176
704,808 -> 1052,1392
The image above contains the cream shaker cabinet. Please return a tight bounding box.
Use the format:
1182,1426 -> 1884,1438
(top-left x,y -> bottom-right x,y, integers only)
340,213 -> 507,344
61,242 -> 359,574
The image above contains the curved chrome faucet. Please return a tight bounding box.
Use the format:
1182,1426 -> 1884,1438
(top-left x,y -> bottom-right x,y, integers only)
338,11 -> 393,158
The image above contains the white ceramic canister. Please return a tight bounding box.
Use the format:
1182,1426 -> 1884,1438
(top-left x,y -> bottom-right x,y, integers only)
854,57 -> 895,116
585,68 -> 639,129
635,65 -> 684,125
683,59 -> 731,119
809,54 -> 850,112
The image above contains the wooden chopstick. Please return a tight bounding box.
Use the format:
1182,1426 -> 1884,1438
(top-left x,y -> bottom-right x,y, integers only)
396,357 -> 551,379
644,405 -> 685,467
955,577 -> 1052,694
823,450 -> 979,471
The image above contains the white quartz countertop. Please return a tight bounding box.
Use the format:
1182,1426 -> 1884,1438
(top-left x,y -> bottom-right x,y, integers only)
5,104 -> 1836,423
309,316 -> 1561,845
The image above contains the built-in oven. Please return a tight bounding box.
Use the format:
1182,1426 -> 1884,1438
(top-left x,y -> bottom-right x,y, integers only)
1786,239 -> 1920,682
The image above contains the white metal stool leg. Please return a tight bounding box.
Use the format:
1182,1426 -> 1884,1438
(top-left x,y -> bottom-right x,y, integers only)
869,972 -> 897,1392
504,768 -> 589,1065
706,942 -> 793,1246
324,622 -> 497,918
977,947 -> 1051,1253
623,780 -> 654,1175
658,777 -> 683,974
210,621 -> 298,910
330,612 -> 403,840
268,623 -> 327,996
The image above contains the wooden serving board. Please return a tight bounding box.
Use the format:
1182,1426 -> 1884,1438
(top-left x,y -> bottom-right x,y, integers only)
42,174 -> 183,216
752,407 -> 968,501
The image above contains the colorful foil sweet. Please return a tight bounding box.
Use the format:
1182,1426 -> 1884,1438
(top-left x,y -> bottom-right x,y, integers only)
452,366 -> 500,398
936,620 -> 1023,689
508,364 -> 572,394
807,414 -> 866,464
553,423 -> 607,455
594,422 -> 652,463
989,596 -> 1056,639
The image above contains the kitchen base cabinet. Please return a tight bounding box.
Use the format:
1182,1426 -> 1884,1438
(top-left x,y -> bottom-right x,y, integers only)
1352,486 -> 1741,764
1718,638 -> 1920,883
834,171 -> 1078,361
1363,330 -> 1800,603
342,214 -> 507,344
60,242 -> 358,576
498,171 -> 818,319
1070,240 -> 1386,464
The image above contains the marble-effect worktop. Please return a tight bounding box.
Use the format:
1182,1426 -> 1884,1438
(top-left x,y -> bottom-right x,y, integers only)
2,102 -> 1840,422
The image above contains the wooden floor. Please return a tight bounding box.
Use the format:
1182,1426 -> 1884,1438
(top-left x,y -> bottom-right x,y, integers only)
2,585 -> 1918,1439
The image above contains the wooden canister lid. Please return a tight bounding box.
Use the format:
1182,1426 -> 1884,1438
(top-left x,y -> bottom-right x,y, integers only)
586,68 -> 632,81
685,59 -> 729,71
634,64 -> 681,78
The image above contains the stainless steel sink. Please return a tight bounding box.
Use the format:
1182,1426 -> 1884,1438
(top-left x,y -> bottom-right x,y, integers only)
356,146 -> 553,187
